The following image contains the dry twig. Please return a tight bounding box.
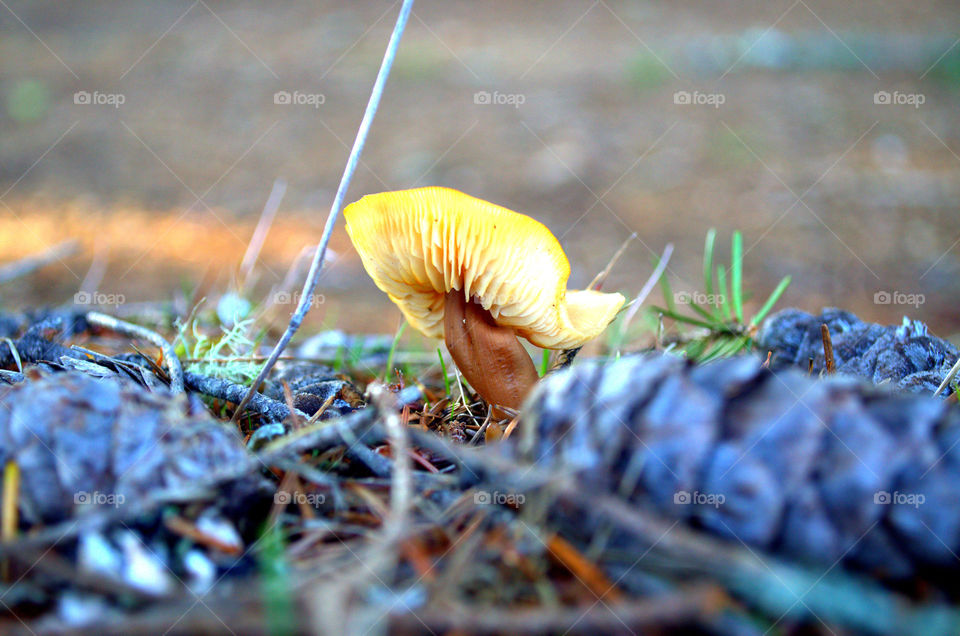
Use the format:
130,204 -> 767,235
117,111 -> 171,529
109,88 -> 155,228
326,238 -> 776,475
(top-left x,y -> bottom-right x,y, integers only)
388,586 -> 723,634
233,0 -> 415,423
240,177 -> 287,287
618,242 -> 674,338
85,311 -> 184,392
821,323 -> 836,374
0,239 -> 78,285
367,382 -> 413,538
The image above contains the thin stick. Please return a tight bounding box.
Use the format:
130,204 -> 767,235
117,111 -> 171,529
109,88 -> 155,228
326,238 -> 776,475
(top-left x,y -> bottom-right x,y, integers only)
2,461 -> 19,541
232,0 -> 415,424
468,404 -> 494,445
616,243 -> 674,346
257,386 -> 419,464
545,533 -> 623,603
0,239 -> 79,284
240,178 -> 287,286
164,515 -> 242,555
307,393 -> 338,424
1,460 -> 17,580
367,382 -> 412,537
86,311 -> 185,392
78,241 -> 108,296
821,323 -> 835,375
501,415 -> 521,440
183,371 -> 303,421
588,232 -> 636,290
272,244 -> 317,298
390,586 -> 722,633
934,356 -> 960,397
453,366 -> 475,418
2,339 -> 21,373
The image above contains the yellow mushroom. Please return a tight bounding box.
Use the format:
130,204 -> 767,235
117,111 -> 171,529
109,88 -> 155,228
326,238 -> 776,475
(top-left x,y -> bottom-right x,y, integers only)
344,187 -> 625,411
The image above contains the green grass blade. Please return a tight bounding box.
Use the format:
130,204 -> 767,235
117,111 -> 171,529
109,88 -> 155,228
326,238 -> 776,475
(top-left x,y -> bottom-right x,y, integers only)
540,349 -> 551,377
658,270 -> 676,314
716,267 -> 733,322
349,339 -> 364,366
258,524 -> 295,636
383,322 -> 407,381
606,313 -> 626,354
715,343 -> 738,360
731,231 -> 744,324
724,335 -> 751,357
703,228 -> 717,316
650,306 -> 716,330
687,301 -> 720,323
750,276 -> 792,326
437,347 -> 451,398
701,335 -> 748,362
684,339 -> 706,361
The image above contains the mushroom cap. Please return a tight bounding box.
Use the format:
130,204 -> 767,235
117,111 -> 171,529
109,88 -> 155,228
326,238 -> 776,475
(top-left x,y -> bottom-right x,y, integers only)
344,187 -> 625,349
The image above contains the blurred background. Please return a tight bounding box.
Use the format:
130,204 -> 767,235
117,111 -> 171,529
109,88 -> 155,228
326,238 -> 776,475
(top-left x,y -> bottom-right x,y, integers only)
1,1 -> 959,340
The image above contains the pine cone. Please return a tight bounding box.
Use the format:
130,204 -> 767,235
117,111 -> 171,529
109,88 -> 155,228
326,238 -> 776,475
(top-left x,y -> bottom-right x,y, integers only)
521,353 -> 960,577
0,371 -> 251,524
759,308 -> 957,395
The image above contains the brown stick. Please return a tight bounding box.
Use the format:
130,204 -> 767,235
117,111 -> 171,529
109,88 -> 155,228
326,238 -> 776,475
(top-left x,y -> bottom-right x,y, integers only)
546,533 -> 624,603
821,323 -> 835,375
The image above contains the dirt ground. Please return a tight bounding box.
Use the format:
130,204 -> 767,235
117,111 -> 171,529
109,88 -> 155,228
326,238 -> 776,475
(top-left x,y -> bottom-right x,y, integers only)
1,1 -> 959,339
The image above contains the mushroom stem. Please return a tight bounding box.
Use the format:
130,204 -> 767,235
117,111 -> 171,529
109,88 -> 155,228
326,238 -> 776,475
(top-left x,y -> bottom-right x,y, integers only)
443,291 -> 539,414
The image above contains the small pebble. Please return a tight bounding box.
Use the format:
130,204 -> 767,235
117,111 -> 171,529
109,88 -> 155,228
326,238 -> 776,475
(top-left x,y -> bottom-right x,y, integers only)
117,531 -> 174,596
183,549 -> 218,595
77,531 -> 123,580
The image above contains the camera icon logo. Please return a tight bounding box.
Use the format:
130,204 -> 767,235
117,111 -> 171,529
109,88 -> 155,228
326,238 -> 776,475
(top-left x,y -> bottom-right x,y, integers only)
274,491 -> 292,504
74,491 -> 91,504
874,491 -> 891,504
473,91 -> 491,105
274,91 -> 292,105
673,490 -> 691,505
74,91 -> 91,105
473,490 -> 491,505
874,91 -> 891,105
673,90 -> 691,105
873,290 -> 891,304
